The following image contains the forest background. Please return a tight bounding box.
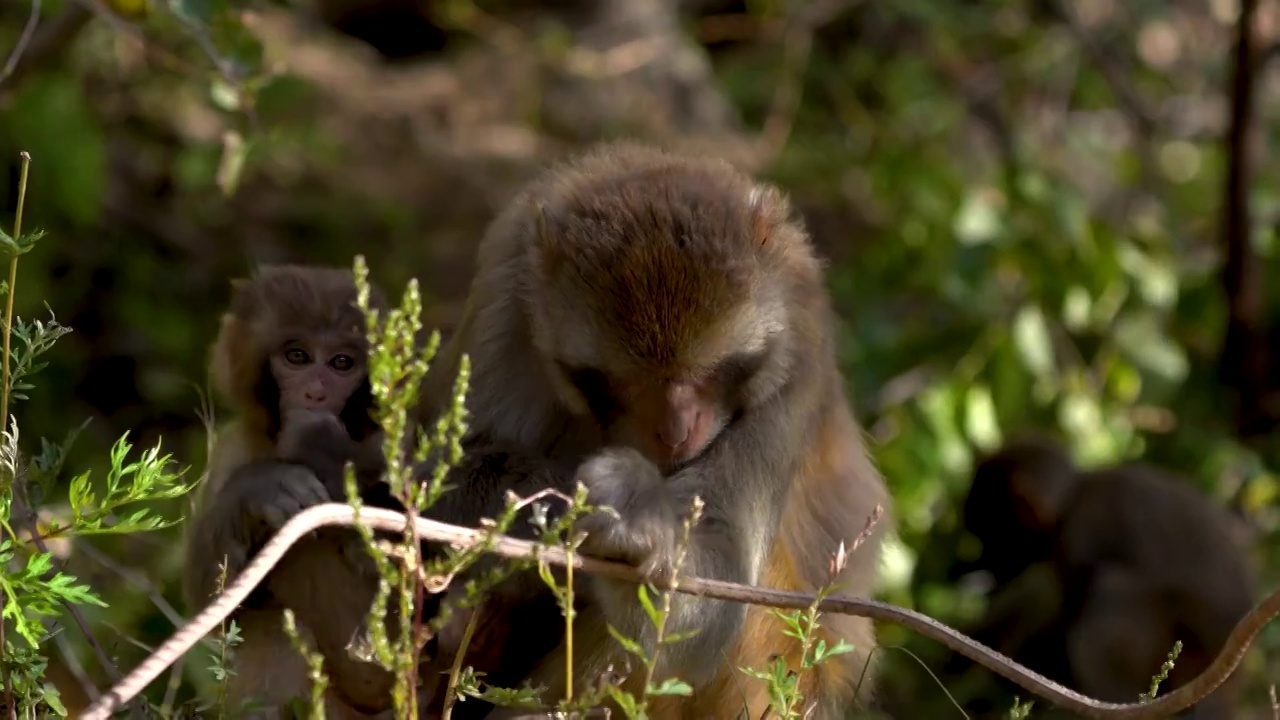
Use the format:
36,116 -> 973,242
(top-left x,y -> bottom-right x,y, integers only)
1,0 -> 1280,716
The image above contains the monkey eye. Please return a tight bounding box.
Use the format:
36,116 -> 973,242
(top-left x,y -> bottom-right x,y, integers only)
284,348 -> 310,365
330,354 -> 356,372
716,350 -> 767,392
557,362 -> 621,424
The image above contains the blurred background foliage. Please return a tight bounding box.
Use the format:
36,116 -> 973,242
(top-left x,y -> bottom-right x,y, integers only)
1,0 -> 1279,715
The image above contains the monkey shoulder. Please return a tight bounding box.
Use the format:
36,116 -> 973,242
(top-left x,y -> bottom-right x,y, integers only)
1059,468 -> 1251,588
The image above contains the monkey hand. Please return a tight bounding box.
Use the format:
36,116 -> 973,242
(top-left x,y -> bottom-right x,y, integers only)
277,408 -> 349,461
573,447 -> 680,582
234,465 -> 332,548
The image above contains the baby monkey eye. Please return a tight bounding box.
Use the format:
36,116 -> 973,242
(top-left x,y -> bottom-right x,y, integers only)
329,354 -> 356,372
284,348 -> 310,365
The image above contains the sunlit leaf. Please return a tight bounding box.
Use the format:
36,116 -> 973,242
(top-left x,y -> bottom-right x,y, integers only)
209,78 -> 242,113
647,678 -> 693,697
952,189 -> 1004,246
1118,242 -> 1179,310
1012,305 -> 1055,378
1113,314 -> 1189,383
963,383 -> 1001,450
1058,392 -> 1102,438
1062,286 -> 1092,331
216,131 -> 250,197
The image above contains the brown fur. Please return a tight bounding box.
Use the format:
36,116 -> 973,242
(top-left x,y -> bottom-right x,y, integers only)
186,265 -> 399,718
415,143 -> 892,719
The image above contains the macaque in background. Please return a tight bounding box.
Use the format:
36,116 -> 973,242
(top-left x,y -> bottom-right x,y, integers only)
183,264 -> 405,719
413,142 -> 894,719
946,436 -> 1255,719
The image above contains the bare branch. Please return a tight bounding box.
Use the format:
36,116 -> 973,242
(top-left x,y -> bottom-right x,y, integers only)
0,0 -> 42,86
76,542 -> 189,630
78,504 -> 1280,719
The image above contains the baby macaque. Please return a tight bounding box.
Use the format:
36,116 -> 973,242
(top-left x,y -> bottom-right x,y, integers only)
184,264 -> 400,718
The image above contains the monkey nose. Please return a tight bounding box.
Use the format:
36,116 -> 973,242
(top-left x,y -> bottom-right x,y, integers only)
657,412 -> 697,449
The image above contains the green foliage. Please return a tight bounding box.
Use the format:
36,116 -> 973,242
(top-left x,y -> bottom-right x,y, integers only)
0,545 -> 105,647
0,155 -> 194,715
0,641 -> 68,716
65,434 -> 195,535
739,544 -> 860,720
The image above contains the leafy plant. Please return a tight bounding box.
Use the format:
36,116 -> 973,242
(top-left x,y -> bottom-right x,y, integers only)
0,152 -> 196,715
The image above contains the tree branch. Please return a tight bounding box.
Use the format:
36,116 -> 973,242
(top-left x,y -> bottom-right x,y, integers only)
77,504 -> 1280,719
1219,0 -> 1267,437
0,0 -> 42,87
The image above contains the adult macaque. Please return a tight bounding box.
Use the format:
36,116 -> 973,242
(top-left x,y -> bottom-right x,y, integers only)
184,264 -> 402,718
414,143 -> 893,719
947,437 -> 1255,718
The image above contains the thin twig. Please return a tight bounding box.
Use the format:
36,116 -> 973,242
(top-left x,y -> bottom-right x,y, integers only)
1048,0 -> 1157,133
440,603 -> 481,720
18,519 -> 123,686
76,542 -> 188,629
0,0 -> 42,85
80,504 -> 1280,720
756,0 -> 865,162
52,628 -> 100,701
160,655 -> 185,713
0,2 -> 90,92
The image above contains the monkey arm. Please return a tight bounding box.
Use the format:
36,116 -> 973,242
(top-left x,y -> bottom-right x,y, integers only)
573,445 -> 772,681
415,443 -> 576,535
185,460 -> 331,611
640,491 -> 754,672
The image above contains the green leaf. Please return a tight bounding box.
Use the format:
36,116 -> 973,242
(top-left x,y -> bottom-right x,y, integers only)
963,383 -> 1001,451
1012,305 -> 1055,378
952,189 -> 1004,245
661,628 -> 701,645
606,686 -> 642,720
40,684 -> 67,715
209,78 -> 242,112
606,624 -> 648,663
813,639 -> 855,663
1062,285 -> 1092,331
646,678 -> 693,697
1118,242 -> 1179,310
1058,391 -> 1103,438
636,583 -> 662,630
216,131 -> 250,197
1113,314 -> 1188,383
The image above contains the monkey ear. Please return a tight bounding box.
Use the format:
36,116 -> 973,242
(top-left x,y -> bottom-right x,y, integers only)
748,184 -> 785,247
531,202 -> 569,277
534,202 -> 553,249
1010,477 -> 1061,531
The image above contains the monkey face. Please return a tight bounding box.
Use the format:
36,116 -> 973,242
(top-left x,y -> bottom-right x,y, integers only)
269,336 -> 367,416
522,153 -> 810,472
544,305 -> 785,472
555,366 -> 725,471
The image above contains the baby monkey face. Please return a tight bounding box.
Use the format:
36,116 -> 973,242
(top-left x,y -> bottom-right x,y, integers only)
269,335 -> 366,415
